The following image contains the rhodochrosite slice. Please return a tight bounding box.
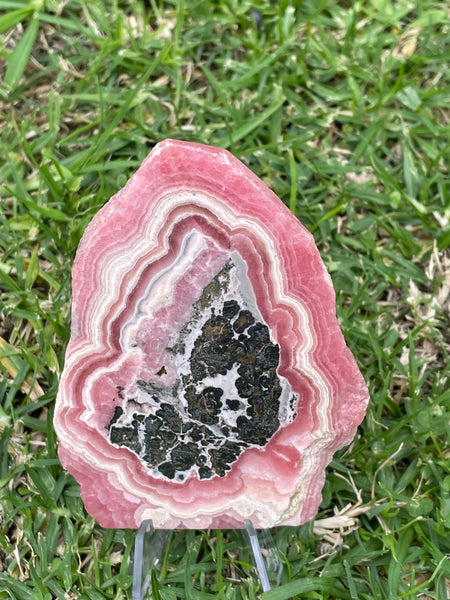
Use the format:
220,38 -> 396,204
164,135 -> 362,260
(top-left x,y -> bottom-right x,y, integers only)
54,139 -> 369,529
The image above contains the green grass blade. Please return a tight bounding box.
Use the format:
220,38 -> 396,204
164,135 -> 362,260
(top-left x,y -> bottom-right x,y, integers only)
262,577 -> 350,600
222,86 -> 285,149
4,14 -> 39,91
0,6 -> 33,34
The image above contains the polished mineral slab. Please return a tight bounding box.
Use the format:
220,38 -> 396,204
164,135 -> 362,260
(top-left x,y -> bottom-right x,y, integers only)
107,252 -> 297,483
54,139 -> 369,529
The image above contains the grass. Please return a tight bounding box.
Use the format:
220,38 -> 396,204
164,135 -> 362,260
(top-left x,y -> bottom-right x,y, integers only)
0,0 -> 449,598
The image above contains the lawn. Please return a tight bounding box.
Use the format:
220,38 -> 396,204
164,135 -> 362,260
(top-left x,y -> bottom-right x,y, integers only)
0,0 -> 449,598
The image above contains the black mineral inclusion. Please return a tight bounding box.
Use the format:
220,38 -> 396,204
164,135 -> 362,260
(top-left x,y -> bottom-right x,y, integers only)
107,264 -> 293,481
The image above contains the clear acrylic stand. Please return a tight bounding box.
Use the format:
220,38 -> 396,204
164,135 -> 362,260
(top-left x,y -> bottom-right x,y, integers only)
132,520 -> 169,600
242,519 -> 283,591
132,519 -> 282,598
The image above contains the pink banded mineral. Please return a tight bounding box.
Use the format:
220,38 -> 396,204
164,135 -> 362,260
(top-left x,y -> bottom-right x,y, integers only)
54,139 -> 369,529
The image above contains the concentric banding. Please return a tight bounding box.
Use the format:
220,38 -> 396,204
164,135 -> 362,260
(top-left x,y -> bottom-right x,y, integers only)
54,140 -> 369,529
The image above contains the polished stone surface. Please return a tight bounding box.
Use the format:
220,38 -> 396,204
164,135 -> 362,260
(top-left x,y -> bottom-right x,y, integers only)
107,256 -> 297,482
54,140 -> 369,529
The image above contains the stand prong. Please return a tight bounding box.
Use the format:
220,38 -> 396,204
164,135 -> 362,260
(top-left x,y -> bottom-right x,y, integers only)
243,519 -> 282,592
132,520 -> 168,600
